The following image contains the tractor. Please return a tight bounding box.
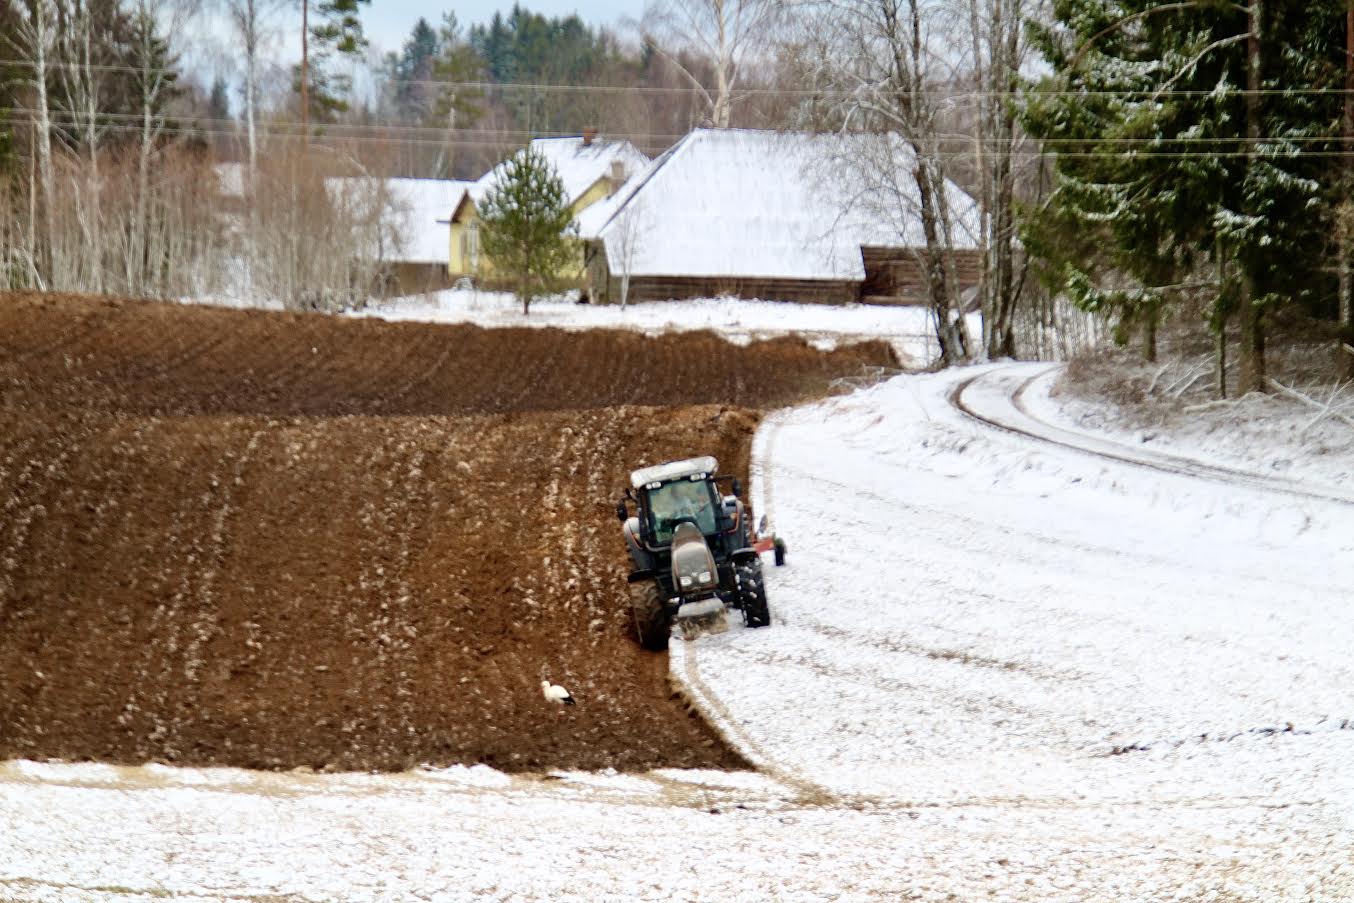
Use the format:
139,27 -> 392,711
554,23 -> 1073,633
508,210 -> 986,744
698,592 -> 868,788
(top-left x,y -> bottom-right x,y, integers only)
615,456 -> 786,650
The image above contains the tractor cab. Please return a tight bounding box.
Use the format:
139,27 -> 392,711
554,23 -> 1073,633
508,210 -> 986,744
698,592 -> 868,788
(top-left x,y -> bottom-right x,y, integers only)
616,456 -> 781,650
623,456 -> 733,547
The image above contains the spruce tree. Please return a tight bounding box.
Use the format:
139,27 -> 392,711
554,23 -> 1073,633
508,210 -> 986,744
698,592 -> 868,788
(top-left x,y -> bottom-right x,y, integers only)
477,146 -> 577,315
1025,0 -> 1344,391
387,17 -> 438,121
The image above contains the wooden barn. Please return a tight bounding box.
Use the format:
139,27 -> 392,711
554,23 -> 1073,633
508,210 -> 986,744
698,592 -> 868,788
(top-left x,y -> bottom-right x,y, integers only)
580,129 -> 984,307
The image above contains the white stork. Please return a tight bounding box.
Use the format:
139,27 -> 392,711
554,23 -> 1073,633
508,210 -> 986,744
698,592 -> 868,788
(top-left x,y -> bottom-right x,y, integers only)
541,680 -> 576,706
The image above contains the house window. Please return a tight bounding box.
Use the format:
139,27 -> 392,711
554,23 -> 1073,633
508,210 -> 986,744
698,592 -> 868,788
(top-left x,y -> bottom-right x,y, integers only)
465,221 -> 480,269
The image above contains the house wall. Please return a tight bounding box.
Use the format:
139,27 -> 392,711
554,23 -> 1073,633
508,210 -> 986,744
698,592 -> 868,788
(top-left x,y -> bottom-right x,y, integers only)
449,176 -> 613,286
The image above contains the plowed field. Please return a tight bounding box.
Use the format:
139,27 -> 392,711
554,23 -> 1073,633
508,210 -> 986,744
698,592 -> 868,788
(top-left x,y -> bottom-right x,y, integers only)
0,293 -> 896,772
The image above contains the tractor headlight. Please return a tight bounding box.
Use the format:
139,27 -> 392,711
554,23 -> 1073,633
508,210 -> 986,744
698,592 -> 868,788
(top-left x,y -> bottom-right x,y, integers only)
698,571 -> 712,584
679,575 -> 693,588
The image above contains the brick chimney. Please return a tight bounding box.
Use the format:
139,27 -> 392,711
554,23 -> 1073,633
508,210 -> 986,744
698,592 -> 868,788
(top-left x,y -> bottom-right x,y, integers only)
582,127 -> 598,146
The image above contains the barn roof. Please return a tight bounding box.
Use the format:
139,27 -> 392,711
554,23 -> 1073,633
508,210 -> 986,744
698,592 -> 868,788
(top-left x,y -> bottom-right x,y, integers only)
591,129 -> 982,282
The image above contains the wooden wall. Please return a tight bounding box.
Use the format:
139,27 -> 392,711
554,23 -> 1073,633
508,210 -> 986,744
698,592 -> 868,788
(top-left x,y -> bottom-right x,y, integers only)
859,246 -> 984,307
584,241 -> 984,307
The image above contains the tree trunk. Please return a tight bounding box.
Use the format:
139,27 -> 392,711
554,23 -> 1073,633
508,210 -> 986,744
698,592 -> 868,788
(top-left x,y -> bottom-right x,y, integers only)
1142,310 -> 1157,363
915,165 -> 964,364
1339,0 -> 1354,381
246,0 -> 259,185
31,0 -> 55,276
968,0 -> 993,357
136,94 -> 153,294
713,0 -> 732,127
1216,313 -> 1228,399
1237,0 -> 1267,393
301,0 -> 309,143
990,0 -> 1021,359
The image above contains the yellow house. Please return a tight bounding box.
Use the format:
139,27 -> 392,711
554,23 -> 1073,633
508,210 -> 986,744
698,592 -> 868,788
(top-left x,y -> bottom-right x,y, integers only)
448,134 -> 650,286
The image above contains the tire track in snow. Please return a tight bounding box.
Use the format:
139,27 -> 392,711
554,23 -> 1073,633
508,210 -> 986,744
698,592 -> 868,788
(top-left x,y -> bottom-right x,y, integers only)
668,636 -> 834,803
670,408 -> 835,803
950,365 -> 1354,507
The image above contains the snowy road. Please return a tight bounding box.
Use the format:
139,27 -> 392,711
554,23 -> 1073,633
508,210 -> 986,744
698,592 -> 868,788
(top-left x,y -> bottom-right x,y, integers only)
686,363 -> 1354,897
4,363 -> 1353,901
953,364 -> 1354,505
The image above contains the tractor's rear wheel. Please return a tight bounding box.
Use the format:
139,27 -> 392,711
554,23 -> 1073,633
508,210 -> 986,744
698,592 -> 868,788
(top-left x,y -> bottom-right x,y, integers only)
736,562 -> 771,628
630,581 -> 671,651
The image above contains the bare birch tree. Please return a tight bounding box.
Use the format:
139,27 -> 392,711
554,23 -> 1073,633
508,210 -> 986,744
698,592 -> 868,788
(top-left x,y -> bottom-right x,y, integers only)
247,146 -> 400,310
961,0 -> 1045,358
611,199 -> 651,309
641,0 -> 787,127
810,0 -> 975,364
5,0 -> 59,278
53,0 -> 114,292
224,0 -> 282,188
126,0 -> 197,296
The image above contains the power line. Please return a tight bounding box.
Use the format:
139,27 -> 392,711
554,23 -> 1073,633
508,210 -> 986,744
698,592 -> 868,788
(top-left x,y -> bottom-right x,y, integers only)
4,108 -> 1349,150
3,56 -> 1354,100
5,113 -> 1354,159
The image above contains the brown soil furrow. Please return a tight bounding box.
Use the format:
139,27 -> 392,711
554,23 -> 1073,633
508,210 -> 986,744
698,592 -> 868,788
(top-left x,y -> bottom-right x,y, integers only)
0,293 -> 892,773
0,432 -> 76,617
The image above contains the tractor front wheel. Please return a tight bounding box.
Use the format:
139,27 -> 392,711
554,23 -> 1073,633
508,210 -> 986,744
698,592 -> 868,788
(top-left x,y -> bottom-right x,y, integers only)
736,562 -> 771,628
630,581 -> 671,651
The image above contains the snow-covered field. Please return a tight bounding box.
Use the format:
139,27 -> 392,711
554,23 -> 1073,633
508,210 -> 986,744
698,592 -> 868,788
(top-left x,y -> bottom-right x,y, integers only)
355,289 -> 958,366
5,357 -> 1353,901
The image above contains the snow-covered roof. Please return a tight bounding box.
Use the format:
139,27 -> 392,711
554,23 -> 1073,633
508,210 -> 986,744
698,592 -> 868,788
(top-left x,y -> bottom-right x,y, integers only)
592,129 -> 982,282
328,177 -> 473,264
466,137 -> 650,212
631,456 -> 719,489
385,178 -> 473,263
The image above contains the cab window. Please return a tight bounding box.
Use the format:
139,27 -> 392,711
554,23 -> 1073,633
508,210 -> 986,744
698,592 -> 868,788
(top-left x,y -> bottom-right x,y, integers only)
646,479 -> 718,543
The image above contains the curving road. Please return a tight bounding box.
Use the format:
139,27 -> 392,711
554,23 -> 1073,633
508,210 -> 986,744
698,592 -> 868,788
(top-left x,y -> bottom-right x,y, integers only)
950,364 -> 1354,506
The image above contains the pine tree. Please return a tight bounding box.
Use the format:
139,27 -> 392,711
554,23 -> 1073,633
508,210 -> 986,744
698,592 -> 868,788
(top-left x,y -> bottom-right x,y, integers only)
299,0 -> 371,123
477,146 -> 577,315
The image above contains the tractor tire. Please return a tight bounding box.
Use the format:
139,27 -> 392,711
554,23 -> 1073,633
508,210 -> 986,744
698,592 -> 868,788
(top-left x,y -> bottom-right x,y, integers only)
630,581 -> 671,651
736,562 -> 771,628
